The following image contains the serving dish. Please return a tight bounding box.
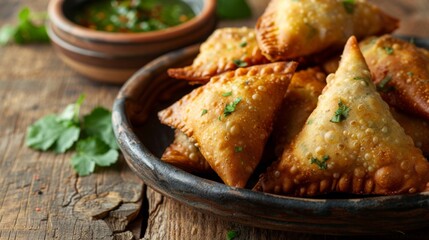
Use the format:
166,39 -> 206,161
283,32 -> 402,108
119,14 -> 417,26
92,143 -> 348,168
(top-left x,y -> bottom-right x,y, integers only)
47,0 -> 216,84
112,37 -> 429,235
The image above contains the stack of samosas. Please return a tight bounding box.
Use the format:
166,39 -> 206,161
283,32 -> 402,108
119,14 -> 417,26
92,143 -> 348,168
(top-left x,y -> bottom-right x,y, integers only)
158,0 -> 429,197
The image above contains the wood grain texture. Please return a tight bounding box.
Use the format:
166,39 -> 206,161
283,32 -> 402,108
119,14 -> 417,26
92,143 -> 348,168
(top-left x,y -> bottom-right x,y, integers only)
0,1 -> 143,239
1,0 -> 429,239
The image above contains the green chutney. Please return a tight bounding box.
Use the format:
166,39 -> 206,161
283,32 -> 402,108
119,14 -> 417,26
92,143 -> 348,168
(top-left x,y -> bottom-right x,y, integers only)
72,0 -> 196,33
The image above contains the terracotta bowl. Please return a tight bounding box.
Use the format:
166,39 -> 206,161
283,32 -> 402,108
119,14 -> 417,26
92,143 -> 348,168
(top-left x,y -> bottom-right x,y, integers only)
112,37 -> 429,235
47,0 -> 216,84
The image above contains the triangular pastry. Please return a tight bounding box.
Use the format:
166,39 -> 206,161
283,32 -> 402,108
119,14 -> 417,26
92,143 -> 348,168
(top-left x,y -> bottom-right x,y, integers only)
255,36 -> 429,196
159,62 -> 297,187
256,0 -> 398,61
360,35 -> 429,121
390,108 -> 429,158
273,68 -> 326,157
161,130 -> 211,173
168,27 -> 269,84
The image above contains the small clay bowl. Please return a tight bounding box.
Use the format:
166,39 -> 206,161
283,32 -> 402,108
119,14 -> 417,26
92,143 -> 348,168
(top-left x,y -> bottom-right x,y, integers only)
112,38 -> 429,235
47,0 -> 216,84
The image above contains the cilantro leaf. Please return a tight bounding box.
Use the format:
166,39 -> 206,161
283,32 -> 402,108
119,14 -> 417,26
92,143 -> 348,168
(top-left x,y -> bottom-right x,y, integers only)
0,7 -> 49,46
376,75 -> 395,92
384,46 -> 394,55
82,107 -> 118,149
26,94 -> 120,176
310,155 -> 330,170
26,115 -> 80,153
216,0 -> 252,20
233,59 -> 248,68
224,97 -> 242,117
71,138 -> 119,176
58,94 -> 85,122
234,146 -> 243,152
26,95 -> 84,153
330,100 -> 350,123
222,91 -> 233,97
0,25 -> 16,45
54,125 -> 80,153
226,230 -> 240,240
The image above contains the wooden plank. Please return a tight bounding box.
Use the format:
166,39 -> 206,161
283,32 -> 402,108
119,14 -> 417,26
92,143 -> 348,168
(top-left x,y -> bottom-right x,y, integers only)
0,1 -> 145,239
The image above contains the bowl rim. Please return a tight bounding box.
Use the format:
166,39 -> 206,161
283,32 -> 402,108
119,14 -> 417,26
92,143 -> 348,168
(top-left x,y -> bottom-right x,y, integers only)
48,0 -> 216,43
112,37 -> 429,235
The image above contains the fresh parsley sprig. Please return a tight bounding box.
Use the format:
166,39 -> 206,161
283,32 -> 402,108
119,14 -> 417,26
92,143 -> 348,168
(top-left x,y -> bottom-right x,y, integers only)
26,95 -> 119,176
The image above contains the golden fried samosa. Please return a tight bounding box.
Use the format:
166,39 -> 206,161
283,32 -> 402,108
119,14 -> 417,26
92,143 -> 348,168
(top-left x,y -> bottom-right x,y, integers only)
360,35 -> 429,121
161,130 -> 211,173
256,0 -> 398,61
390,108 -> 429,158
159,62 -> 297,187
168,27 -> 269,84
273,68 -> 326,156
256,36 -> 429,196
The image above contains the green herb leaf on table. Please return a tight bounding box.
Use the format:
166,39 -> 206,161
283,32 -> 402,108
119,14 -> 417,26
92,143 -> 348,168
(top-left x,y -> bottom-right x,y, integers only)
26,115 -> 80,153
0,7 -> 49,46
82,107 -> 119,149
26,95 -> 119,176
0,25 -> 16,45
216,0 -> 252,20
226,229 -> 240,240
71,138 -> 119,176
26,95 -> 84,153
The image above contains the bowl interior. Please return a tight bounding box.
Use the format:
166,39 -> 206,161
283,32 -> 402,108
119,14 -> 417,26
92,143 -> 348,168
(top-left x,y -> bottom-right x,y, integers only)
62,0 -> 205,22
113,38 -> 429,235
52,0 -> 215,43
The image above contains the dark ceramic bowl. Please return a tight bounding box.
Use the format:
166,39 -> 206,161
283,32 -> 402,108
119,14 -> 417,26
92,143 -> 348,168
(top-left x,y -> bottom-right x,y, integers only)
112,38 -> 429,235
48,0 -> 216,84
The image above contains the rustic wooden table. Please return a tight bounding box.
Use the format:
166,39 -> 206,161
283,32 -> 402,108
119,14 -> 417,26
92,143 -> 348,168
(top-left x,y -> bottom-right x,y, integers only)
1,0 -> 429,239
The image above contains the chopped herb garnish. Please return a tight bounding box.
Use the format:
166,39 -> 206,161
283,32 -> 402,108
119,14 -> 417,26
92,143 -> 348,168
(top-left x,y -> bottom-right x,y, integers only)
233,59 -> 248,67
353,76 -> 369,86
201,109 -> 208,116
234,146 -> 243,152
377,75 -> 395,92
384,46 -> 394,55
342,0 -> 356,14
310,155 -> 330,170
407,71 -> 414,77
306,119 -> 313,125
222,91 -> 233,97
224,97 -> 242,117
226,230 -> 240,240
239,41 -> 247,47
330,100 -> 350,123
